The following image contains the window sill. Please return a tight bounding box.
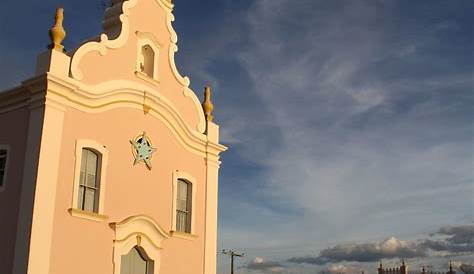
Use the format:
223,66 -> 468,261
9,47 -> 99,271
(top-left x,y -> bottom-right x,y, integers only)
170,230 -> 198,241
68,208 -> 109,222
135,71 -> 160,86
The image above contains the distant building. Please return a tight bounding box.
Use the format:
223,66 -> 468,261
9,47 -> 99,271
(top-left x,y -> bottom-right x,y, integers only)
378,261 -> 456,274
0,1 -> 226,274
378,260 -> 408,274
420,262 -> 456,274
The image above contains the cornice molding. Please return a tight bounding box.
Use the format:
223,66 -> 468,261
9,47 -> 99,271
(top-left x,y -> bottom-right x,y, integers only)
49,74 -> 226,157
0,87 -> 30,114
0,75 -> 49,113
0,74 -> 226,158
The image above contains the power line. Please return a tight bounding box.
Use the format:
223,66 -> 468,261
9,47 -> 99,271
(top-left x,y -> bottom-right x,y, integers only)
222,249 -> 245,274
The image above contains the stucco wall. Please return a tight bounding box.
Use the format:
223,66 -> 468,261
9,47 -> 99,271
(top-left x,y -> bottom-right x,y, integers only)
48,106 -> 207,274
0,107 -> 30,274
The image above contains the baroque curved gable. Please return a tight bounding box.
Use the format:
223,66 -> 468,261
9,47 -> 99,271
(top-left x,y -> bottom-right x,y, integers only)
69,0 -> 205,133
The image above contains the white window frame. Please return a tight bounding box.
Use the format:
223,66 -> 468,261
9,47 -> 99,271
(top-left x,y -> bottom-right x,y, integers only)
136,34 -> 161,82
69,139 -> 109,221
0,144 -> 10,192
171,170 -> 197,238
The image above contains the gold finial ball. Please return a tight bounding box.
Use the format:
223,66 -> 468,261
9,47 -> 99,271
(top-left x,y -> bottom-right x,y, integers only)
49,8 -> 66,51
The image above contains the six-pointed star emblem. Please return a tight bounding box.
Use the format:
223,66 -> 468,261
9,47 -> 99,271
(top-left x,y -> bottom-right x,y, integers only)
130,132 -> 157,170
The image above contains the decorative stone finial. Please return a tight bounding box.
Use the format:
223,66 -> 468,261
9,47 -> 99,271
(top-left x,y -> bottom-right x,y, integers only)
136,235 -> 142,246
49,8 -> 66,51
202,86 -> 214,122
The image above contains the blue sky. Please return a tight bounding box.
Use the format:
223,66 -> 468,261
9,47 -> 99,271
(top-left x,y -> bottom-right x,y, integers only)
0,1 -> 473,273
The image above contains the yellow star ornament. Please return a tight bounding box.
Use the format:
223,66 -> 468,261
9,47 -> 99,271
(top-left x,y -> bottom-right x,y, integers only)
130,132 -> 157,170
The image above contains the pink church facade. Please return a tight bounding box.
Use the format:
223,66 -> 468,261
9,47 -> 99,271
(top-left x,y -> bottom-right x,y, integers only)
0,1 -> 226,274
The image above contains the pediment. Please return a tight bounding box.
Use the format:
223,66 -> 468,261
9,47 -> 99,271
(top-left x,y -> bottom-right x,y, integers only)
69,0 -> 205,133
111,215 -> 170,244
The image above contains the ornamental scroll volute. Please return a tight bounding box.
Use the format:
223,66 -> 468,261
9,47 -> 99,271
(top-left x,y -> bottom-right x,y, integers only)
69,0 -> 205,133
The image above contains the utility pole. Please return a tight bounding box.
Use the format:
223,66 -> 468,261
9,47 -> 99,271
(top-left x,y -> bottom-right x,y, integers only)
222,249 -> 244,274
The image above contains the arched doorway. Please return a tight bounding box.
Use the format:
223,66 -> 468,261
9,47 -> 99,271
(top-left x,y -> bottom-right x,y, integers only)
120,246 -> 154,274
112,215 -> 169,274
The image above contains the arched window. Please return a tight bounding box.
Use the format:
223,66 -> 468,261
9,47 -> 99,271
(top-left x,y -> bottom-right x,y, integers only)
140,45 -> 155,78
112,216 -> 167,274
136,33 -> 161,83
176,179 -> 192,233
70,140 -> 108,221
120,246 -> 154,274
78,148 -> 101,212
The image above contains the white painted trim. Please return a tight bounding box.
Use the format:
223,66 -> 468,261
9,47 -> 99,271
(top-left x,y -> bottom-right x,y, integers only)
67,208 -> 109,222
68,0 -> 206,133
25,106 -> 65,274
169,230 -> 198,241
135,71 -> 161,86
71,139 -> 109,217
0,144 -> 11,192
52,74 -> 225,156
203,142 -> 222,274
111,215 -> 170,274
70,0 -> 139,80
171,170 -> 197,236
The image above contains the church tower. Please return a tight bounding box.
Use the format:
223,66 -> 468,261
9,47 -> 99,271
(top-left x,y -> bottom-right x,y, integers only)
0,1 -> 226,274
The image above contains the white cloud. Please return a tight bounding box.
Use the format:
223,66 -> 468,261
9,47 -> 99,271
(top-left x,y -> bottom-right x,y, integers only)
245,257 -> 286,273
215,0 -> 474,252
325,264 -> 367,274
